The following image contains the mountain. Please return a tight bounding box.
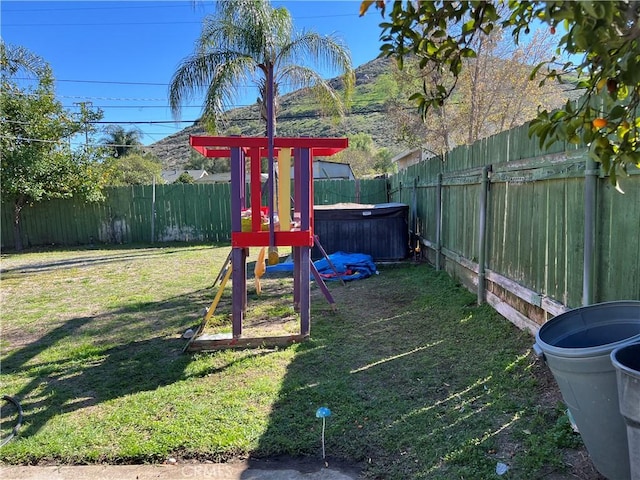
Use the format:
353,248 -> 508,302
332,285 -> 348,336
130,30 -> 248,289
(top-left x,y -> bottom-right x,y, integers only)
146,55 -> 574,171
146,57 -> 401,170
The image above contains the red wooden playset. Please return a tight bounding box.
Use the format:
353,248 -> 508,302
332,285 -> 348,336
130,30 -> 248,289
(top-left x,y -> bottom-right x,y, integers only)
185,135 -> 348,351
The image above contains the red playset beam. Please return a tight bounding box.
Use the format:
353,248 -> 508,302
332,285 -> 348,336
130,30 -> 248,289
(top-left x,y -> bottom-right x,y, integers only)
190,136 -> 348,158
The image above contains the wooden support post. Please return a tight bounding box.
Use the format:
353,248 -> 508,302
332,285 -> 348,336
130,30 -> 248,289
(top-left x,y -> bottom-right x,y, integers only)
293,246 -> 301,312
230,146 -> 246,338
300,246 -> 311,336
310,261 -> 336,308
230,146 -> 244,231
250,149 -> 263,232
278,148 -> 291,231
314,234 -> 345,287
231,248 -> 245,338
299,148 -> 310,231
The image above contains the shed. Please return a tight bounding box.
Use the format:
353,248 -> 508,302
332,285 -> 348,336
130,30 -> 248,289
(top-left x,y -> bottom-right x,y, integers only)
289,160 -> 355,180
313,202 -> 409,261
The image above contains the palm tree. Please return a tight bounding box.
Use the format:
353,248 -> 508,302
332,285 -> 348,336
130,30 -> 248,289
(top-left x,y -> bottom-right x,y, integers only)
168,0 -> 355,134
101,125 -> 143,158
1,41 -> 48,78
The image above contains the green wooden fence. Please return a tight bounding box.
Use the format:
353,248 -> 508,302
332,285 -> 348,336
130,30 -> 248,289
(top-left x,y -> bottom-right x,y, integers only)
388,123 -> 640,325
3,124 -> 638,325
1,179 -> 389,249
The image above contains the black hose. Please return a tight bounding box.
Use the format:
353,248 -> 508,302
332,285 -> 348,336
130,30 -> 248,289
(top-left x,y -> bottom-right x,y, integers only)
1,395 -> 23,447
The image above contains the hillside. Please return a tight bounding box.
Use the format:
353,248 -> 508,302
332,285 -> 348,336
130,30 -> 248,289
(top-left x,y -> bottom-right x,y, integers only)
146,57 -> 400,169
146,55 -> 574,171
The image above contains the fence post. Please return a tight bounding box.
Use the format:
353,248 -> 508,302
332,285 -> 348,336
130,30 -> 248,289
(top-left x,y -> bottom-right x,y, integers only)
583,155 -> 599,305
477,165 -> 491,304
151,177 -> 156,243
435,173 -> 443,271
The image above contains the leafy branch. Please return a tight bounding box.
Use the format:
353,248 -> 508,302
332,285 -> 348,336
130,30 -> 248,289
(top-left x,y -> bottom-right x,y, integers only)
361,0 -> 640,186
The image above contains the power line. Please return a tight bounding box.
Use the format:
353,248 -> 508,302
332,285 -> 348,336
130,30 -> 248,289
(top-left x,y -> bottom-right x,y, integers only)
60,95 -> 169,101
4,20 -> 203,27
2,3 -> 190,13
4,14 -> 358,28
14,77 -> 170,86
1,105 -> 393,145
60,98 -> 388,109
60,104 -> 252,110
14,76 -> 349,89
1,134 -> 176,150
2,108 -> 392,137
90,120 -> 198,124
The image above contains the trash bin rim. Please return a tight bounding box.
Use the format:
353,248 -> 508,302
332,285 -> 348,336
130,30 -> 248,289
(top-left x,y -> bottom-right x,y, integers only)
535,300 -> 640,359
610,342 -> 640,380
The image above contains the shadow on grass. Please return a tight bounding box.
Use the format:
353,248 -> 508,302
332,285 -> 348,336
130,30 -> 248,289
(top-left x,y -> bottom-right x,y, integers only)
246,265 -> 568,479
1,285 -> 238,443
0,243 -> 221,276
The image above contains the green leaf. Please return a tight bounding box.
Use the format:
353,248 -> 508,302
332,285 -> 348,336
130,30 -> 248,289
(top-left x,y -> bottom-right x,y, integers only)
529,61 -> 545,81
616,84 -> 629,101
609,105 -> 627,121
461,19 -> 476,35
460,47 -> 477,58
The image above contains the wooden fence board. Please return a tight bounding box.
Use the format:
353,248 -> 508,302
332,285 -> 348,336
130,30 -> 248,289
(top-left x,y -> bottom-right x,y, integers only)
3,122 -> 638,312
387,122 -> 639,311
1,179 -> 388,249
596,179 -> 640,300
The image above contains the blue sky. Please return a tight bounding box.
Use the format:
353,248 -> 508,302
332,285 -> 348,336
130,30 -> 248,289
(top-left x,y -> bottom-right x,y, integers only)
1,1 -> 386,147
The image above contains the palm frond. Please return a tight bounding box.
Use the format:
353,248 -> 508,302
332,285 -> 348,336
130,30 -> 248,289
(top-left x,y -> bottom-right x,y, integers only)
278,65 -> 345,119
1,41 -> 48,78
168,0 -> 354,132
276,32 -> 355,97
169,50 -> 254,122
200,56 -> 257,133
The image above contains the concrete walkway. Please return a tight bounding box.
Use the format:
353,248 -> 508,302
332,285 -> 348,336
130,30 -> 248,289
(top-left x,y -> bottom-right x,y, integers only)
1,461 -> 358,480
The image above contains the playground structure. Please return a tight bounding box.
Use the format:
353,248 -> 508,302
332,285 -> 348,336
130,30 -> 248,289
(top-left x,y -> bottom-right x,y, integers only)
185,135 -> 348,351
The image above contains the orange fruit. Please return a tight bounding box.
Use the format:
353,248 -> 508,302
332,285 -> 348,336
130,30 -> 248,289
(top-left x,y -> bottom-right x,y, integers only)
592,118 -> 608,129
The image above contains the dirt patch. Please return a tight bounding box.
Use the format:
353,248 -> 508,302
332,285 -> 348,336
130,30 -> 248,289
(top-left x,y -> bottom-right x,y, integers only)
246,455 -> 363,477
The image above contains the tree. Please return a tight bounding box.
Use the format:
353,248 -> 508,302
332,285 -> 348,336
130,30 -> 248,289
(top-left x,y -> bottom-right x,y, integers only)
373,147 -> 394,174
331,133 -> 392,177
174,172 -> 195,184
184,147 -> 230,173
169,0 -> 355,135
383,26 -> 566,155
1,42 -> 105,251
101,125 -> 143,158
101,152 -> 163,186
361,1 -> 640,185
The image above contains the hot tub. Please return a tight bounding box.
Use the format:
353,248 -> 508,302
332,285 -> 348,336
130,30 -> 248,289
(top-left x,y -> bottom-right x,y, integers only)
313,202 -> 409,261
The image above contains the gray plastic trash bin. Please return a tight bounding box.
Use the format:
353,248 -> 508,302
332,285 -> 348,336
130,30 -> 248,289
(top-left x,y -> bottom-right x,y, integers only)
611,342 -> 640,480
534,301 -> 640,480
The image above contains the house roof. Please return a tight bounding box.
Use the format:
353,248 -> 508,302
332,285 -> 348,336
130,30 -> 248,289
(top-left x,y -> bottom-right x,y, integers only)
390,148 -> 422,167
161,169 -> 209,183
161,160 -> 354,185
308,160 -> 355,180
195,172 -> 269,183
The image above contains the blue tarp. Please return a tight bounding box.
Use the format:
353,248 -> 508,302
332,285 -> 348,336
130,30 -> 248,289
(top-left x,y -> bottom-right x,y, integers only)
266,251 -> 378,281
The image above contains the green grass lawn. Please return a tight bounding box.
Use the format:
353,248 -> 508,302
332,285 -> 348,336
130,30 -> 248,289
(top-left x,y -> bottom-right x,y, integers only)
0,244 -> 584,478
